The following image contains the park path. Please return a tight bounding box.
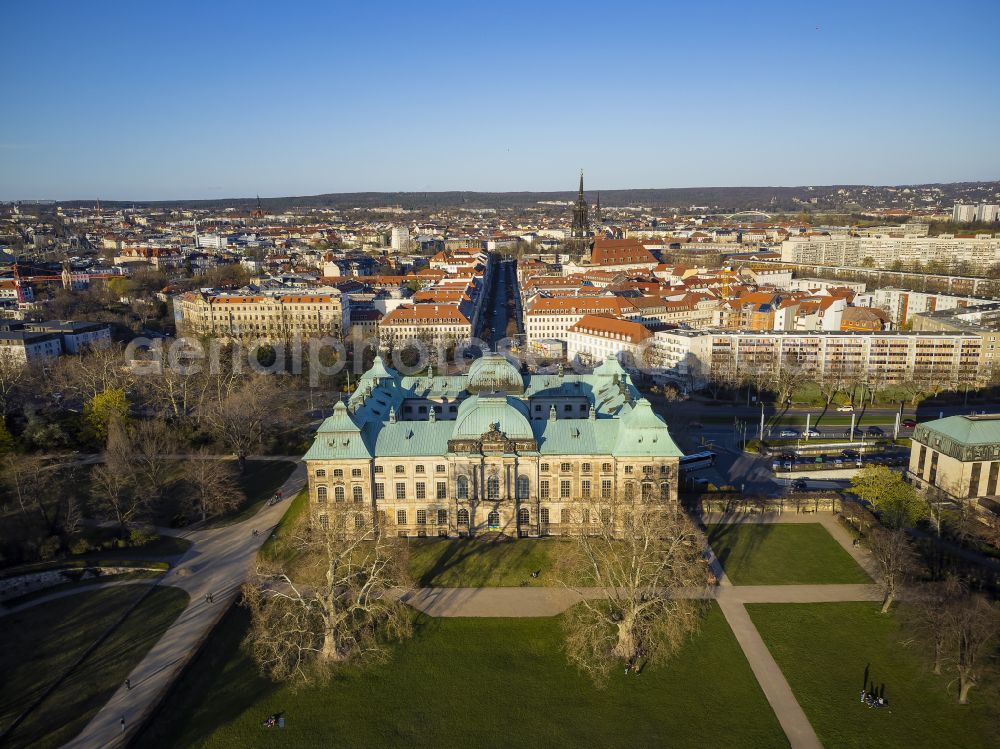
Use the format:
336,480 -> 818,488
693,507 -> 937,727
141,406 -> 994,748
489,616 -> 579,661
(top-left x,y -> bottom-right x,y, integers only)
1,578 -> 158,617
61,461 -> 307,749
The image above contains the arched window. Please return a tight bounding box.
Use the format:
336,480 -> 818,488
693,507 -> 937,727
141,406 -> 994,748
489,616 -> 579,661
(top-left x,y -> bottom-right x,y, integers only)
660,481 -> 670,499
487,476 -> 500,500
641,483 -> 653,501
457,508 -> 470,525
335,485 -> 345,503
516,475 -> 530,499
518,507 -> 530,524
487,510 -> 500,529
353,486 -> 363,503
316,485 -> 328,505
624,482 -> 635,501
315,469 -> 327,478
457,476 -> 469,500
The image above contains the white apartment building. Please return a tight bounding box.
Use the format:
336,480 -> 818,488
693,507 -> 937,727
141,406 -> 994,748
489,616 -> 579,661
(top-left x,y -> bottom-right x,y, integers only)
0,331 -> 62,365
391,226 -> 411,252
524,296 -> 641,343
564,315 -> 653,368
854,287 -> 995,327
379,304 -> 472,347
953,204 -> 978,222
780,235 -> 1000,272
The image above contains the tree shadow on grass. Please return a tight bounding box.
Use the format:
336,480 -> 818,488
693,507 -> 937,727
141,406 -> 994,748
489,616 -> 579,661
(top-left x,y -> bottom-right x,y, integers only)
705,521 -> 776,582
137,604 -> 279,749
410,537 -> 547,587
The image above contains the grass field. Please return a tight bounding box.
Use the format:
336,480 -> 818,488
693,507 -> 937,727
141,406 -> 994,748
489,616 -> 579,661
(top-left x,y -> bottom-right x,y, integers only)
748,602 -> 999,749
408,538 -> 571,586
707,523 -> 870,585
1,584 -> 189,748
141,603 -> 786,749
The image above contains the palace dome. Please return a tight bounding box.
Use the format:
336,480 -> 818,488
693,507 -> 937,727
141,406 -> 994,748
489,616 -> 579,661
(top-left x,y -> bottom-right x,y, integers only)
452,394 -> 533,440
466,353 -> 524,394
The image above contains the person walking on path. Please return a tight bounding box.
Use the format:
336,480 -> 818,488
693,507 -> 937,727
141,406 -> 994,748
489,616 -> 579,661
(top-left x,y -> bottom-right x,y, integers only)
124,678 -> 130,691
120,717 -> 125,735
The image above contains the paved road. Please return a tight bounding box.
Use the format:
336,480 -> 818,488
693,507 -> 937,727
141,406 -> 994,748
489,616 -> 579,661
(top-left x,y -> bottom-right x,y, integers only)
63,461 -> 307,749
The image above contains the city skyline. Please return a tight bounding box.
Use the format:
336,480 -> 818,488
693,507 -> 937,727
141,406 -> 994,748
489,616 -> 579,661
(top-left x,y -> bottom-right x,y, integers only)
1,0 -> 998,201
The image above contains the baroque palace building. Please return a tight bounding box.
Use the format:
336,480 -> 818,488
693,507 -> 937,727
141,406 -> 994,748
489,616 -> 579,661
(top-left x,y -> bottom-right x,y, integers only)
303,353 -> 683,538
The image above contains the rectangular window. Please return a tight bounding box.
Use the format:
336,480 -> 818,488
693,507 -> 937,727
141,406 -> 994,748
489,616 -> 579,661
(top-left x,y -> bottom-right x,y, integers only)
540,508 -> 549,525
602,462 -> 612,473
395,465 -> 405,474
333,469 -> 343,477
416,509 -> 427,525
416,482 -> 426,499
540,480 -> 550,499
601,479 -> 612,499
582,463 -> 591,473
436,464 -> 446,473
969,462 -> 982,498
396,482 -> 406,500
374,465 -> 384,474
352,468 -> 362,477
916,445 -> 927,474
581,480 -> 591,498
437,481 -> 447,499
560,480 -> 571,498
416,465 -> 425,474
624,465 -> 634,475
540,463 -> 549,472
396,509 -> 406,525
374,483 -> 385,500
437,509 -> 448,526
560,462 -> 571,473
990,462 -> 1000,495
561,508 -> 570,524
928,452 -> 939,485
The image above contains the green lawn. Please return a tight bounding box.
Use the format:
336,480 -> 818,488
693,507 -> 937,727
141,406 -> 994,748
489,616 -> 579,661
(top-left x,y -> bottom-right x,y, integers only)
407,538 -> 571,586
1,584 -> 189,748
748,602 -> 999,749
141,603 -> 786,749
707,523 -> 870,585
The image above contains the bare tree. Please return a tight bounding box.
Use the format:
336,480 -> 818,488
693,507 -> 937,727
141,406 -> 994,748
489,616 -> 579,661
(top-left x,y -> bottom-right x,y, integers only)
907,577 -> 963,675
0,353 -> 28,417
242,505 -> 412,684
126,418 -> 177,503
181,449 -> 243,522
49,343 -> 133,402
950,593 -> 999,704
204,375 -> 286,472
867,526 -> 915,614
90,421 -> 146,531
557,489 -> 709,686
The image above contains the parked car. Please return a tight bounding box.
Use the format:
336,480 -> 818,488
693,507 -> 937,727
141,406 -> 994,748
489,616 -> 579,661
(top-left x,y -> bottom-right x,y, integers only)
780,451 -> 797,461
778,429 -> 799,438
841,449 -> 860,459
866,426 -> 884,436
836,404 -> 854,412
791,478 -> 808,492
804,427 -> 822,437
834,458 -> 844,466
901,419 -> 917,429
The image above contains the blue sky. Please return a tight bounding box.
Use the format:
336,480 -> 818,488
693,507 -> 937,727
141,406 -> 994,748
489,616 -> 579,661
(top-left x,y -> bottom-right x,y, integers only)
1,0 -> 998,200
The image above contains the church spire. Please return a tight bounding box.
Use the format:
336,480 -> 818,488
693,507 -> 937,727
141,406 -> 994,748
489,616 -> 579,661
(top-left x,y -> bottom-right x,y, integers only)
579,169 -> 584,198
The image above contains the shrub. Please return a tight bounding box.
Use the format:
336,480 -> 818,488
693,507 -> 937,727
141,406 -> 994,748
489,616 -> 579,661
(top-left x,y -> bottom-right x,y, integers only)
38,536 -> 62,561
69,537 -> 94,555
128,527 -> 160,548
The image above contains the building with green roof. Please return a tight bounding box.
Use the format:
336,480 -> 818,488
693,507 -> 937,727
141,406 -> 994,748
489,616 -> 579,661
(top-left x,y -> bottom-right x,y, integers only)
303,353 -> 684,538
909,414 -> 1000,513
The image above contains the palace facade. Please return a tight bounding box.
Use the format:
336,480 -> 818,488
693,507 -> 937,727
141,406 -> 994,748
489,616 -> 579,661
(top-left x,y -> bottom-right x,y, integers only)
302,353 -> 684,538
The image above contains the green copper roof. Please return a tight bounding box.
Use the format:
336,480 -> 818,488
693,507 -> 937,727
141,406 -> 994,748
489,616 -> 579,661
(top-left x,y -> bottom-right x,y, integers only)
453,394 -> 533,439
466,354 -> 524,394
914,414 -> 1000,446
